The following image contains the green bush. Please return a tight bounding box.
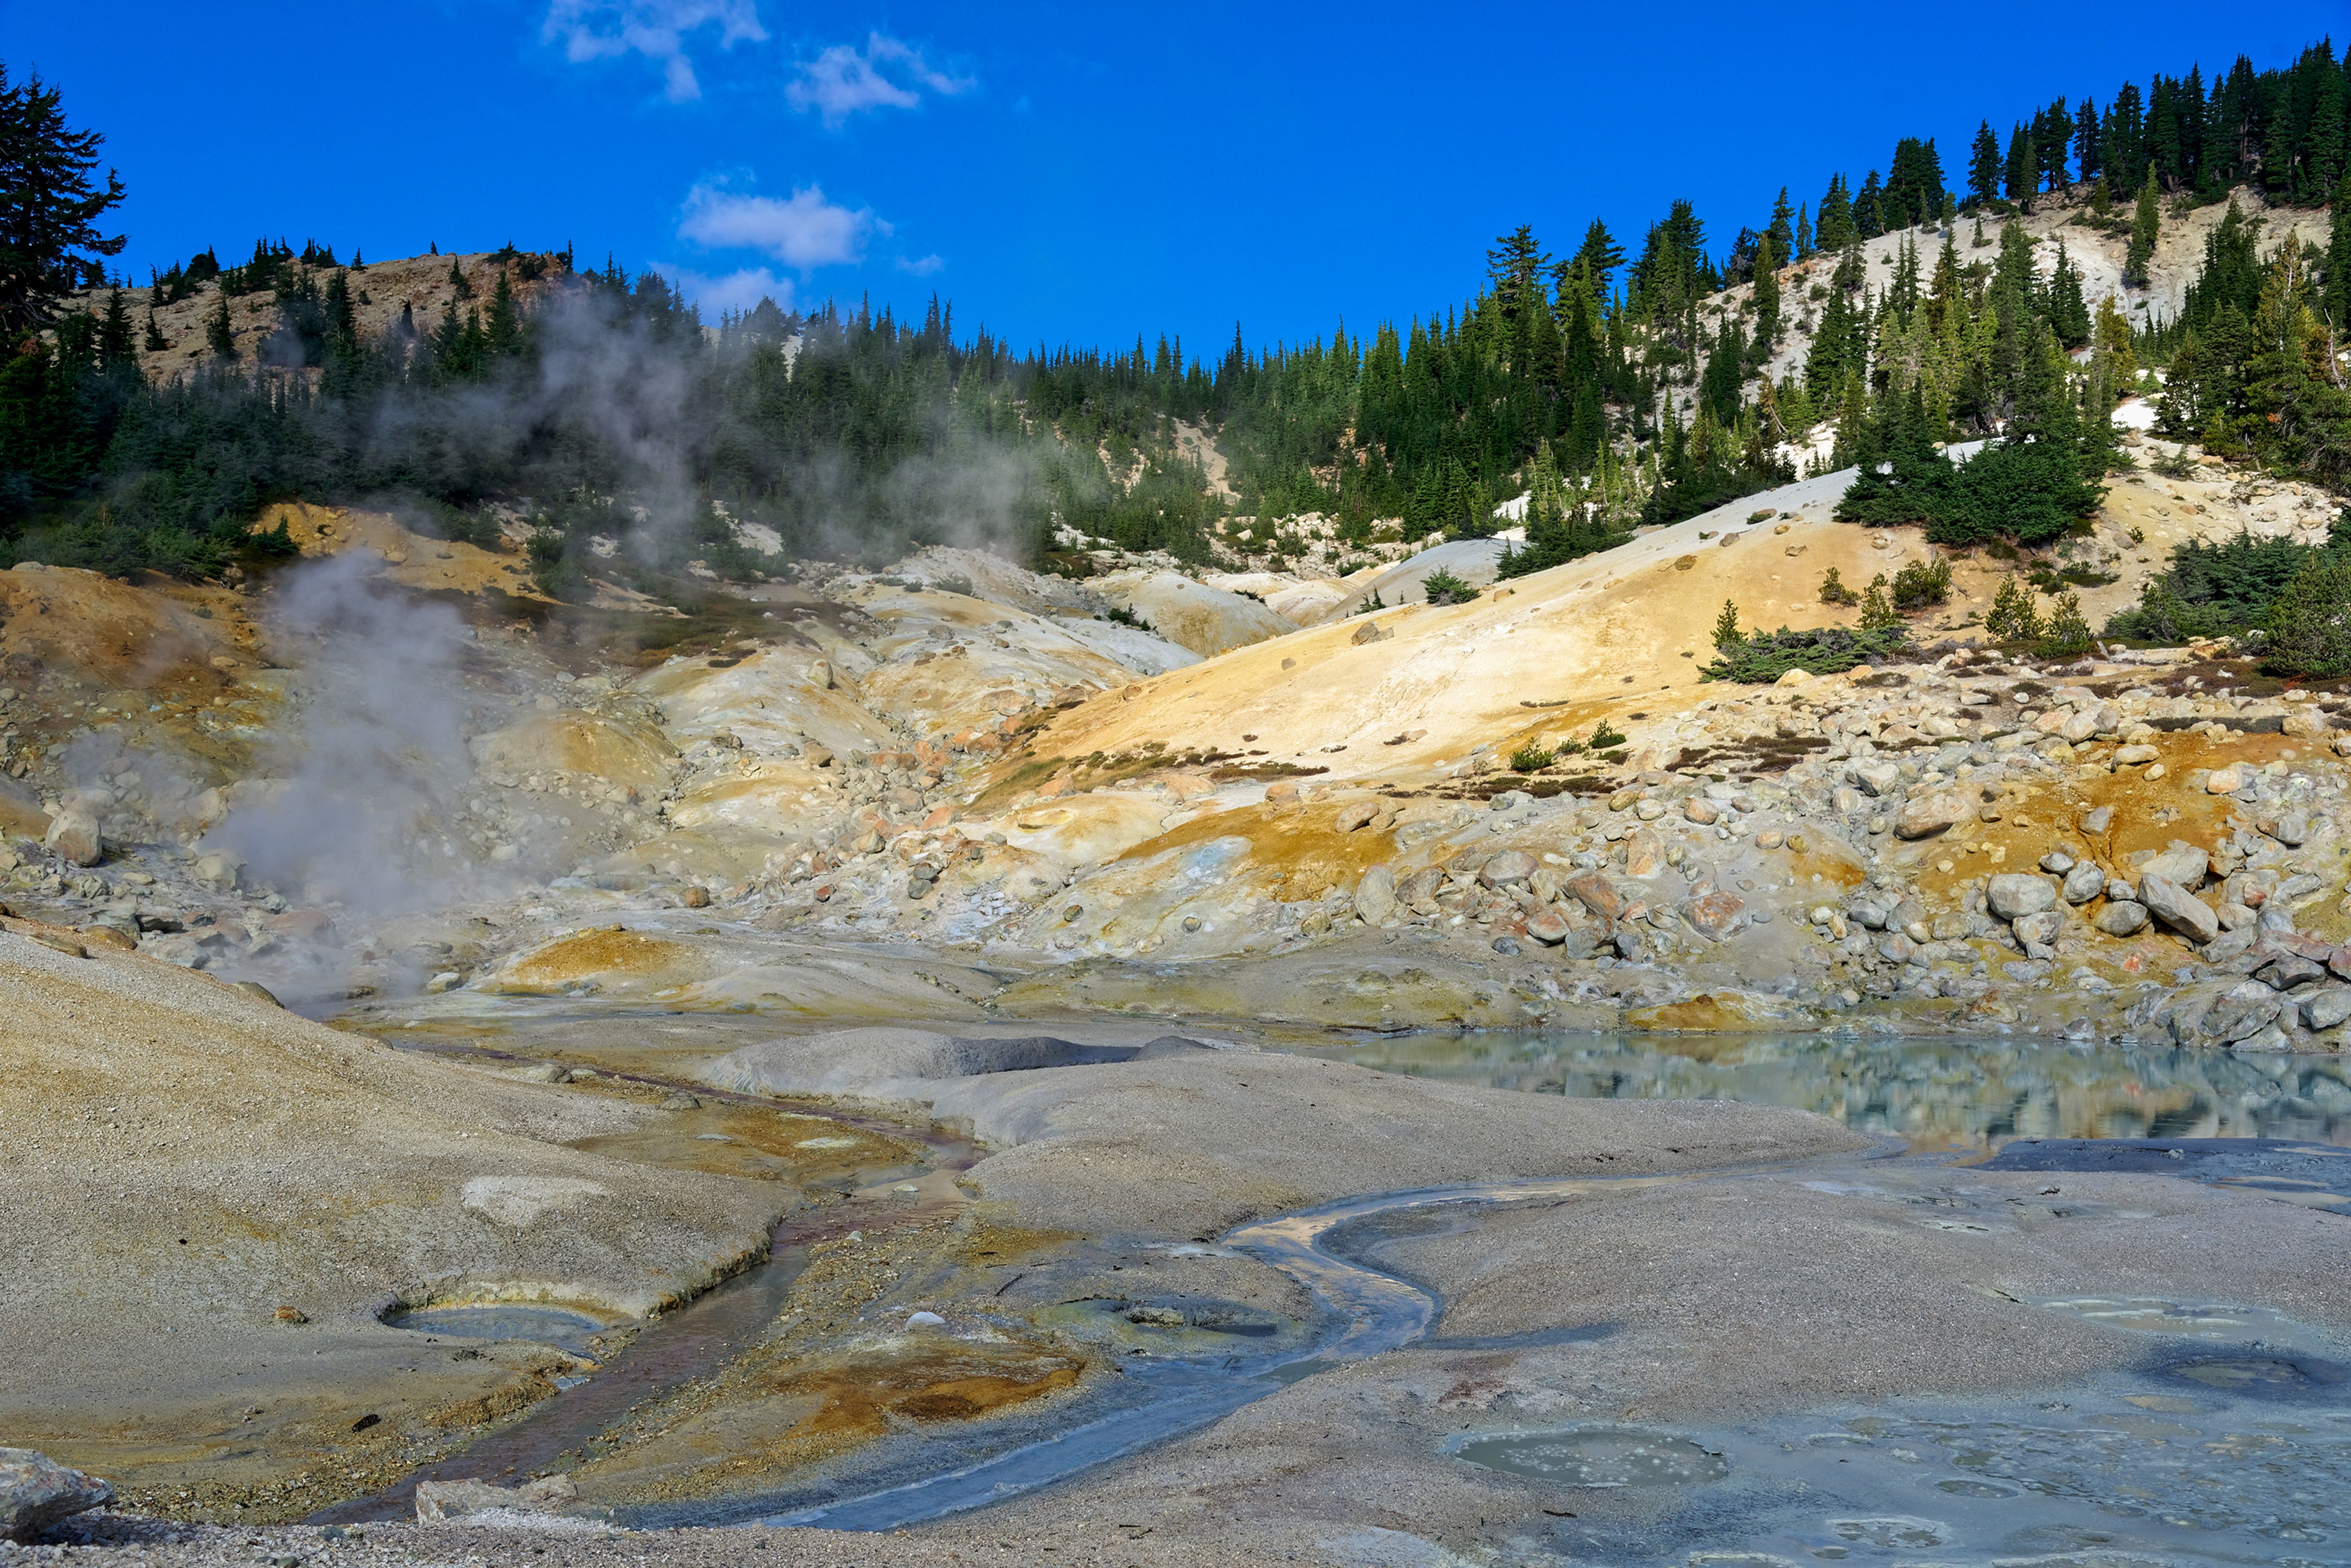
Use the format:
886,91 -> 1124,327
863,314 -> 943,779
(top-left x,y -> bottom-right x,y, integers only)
2105,522 -> 2351,644
1837,437 -> 2106,546
1984,576 -> 2045,642
1422,567 -> 1477,605
1588,718 -> 1628,750
2261,557 -> 2351,677
1890,555 -> 1951,609
2038,590 -> 2093,658
1508,744 -> 1556,772
1818,566 -> 1859,605
1699,624 -> 1910,683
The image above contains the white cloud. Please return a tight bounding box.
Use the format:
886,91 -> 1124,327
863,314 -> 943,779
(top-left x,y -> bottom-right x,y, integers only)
542,0 -> 767,102
897,254 -> 945,277
785,33 -> 974,127
678,182 -> 882,269
660,265 -> 793,315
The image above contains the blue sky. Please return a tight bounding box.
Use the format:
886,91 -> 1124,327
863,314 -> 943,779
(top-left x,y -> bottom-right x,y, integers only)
8,2 -> 2345,357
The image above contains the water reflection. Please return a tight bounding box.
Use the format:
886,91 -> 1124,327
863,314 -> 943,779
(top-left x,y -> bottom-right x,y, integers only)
1284,1032 -> 2351,1148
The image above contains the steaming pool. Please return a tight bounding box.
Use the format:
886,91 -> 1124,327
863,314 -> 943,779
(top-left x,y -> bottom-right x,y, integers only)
345,1014 -> 2351,1559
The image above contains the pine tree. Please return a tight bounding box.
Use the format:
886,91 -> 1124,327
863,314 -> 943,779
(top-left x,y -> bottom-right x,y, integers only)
1985,577 -> 2045,642
1751,231 -> 1781,347
204,291 -> 234,360
1712,598 -> 1743,650
95,286 -> 132,370
1859,574 -> 1900,630
141,303 -> 166,352
1968,120 -> 2002,206
2125,164 -> 2161,288
0,64 -> 130,331
2005,123 -> 2037,208
1767,188 -> 1795,262
1795,203 -> 1812,259
448,255 -> 474,300
2329,192 -> 2351,329
2045,239 -> 2091,348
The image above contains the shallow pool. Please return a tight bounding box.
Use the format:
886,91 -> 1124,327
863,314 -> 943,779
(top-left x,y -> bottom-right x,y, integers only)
1285,1031 -> 2351,1147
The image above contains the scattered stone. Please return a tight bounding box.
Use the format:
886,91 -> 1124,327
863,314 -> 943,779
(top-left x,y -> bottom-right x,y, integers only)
26,933 -> 84,958
2040,850 -> 2076,873
906,1311 -> 947,1329
2269,813 -> 2312,847
1986,874 -> 2058,921
43,814 -> 101,868
1334,801 -> 1382,833
1523,905 -> 1569,944
425,971 -> 463,993
1491,935 -> 1523,955
2137,843 -> 2211,886
2012,911 -> 2063,947
230,980 -> 283,1007
273,1306 -> 307,1324
1350,620 -> 1389,645
661,1092 -> 702,1110
1355,866 -> 1398,925
1634,799 -> 1667,821
2112,746 -> 2159,766
2217,901 -> 2259,932
1853,761 -> 1902,797
1479,851 -> 1537,888
682,885 -> 712,908
1623,828 -> 1668,878
2233,1024 -> 2293,1052
1893,790 -> 1973,839
2302,987 -> 2351,1030
2257,954 -> 2326,991
2061,862 -> 2106,904
0,1449 -> 113,1542
2205,766 -> 2246,794
1755,830 -> 1784,849
1565,873 -> 1629,922
515,1062 -> 572,1083
2138,874 -> 2219,944
1684,797 -> 1719,825
2093,900 -> 2150,937
1684,892 -> 1748,941
78,925 -> 137,952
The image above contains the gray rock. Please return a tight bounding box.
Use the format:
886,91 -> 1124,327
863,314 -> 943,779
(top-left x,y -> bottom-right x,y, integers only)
1355,866 -> 1398,925
1893,790 -> 1973,840
2233,1024 -> 2294,1052
1683,796 -> 1719,825
660,1092 -> 702,1110
2302,987 -> 2351,1030
2080,805 -> 2113,834
2093,900 -> 2150,937
0,1449 -> 112,1542
43,813 -> 101,868
2106,876 -> 2137,903
2276,872 -> 2325,903
515,1062 -> 572,1083
1491,935 -> 1523,956
2061,862 -> 2106,904
2040,850 -> 2077,873
2257,954 -> 2326,992
1876,931 -> 1917,965
2137,843 -> 2211,886
2270,813 -> 2311,846
2013,911 -> 2063,947
2203,990 -> 2284,1044
1853,761 -> 1903,797
2217,901 -> 2259,932
2138,874 -> 2219,943
1846,899 -> 1888,930
1986,873 -> 2059,921
1479,851 -> 1536,888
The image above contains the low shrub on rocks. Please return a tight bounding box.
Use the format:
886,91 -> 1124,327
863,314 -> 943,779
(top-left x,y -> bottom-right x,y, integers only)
1699,624 -> 1910,683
